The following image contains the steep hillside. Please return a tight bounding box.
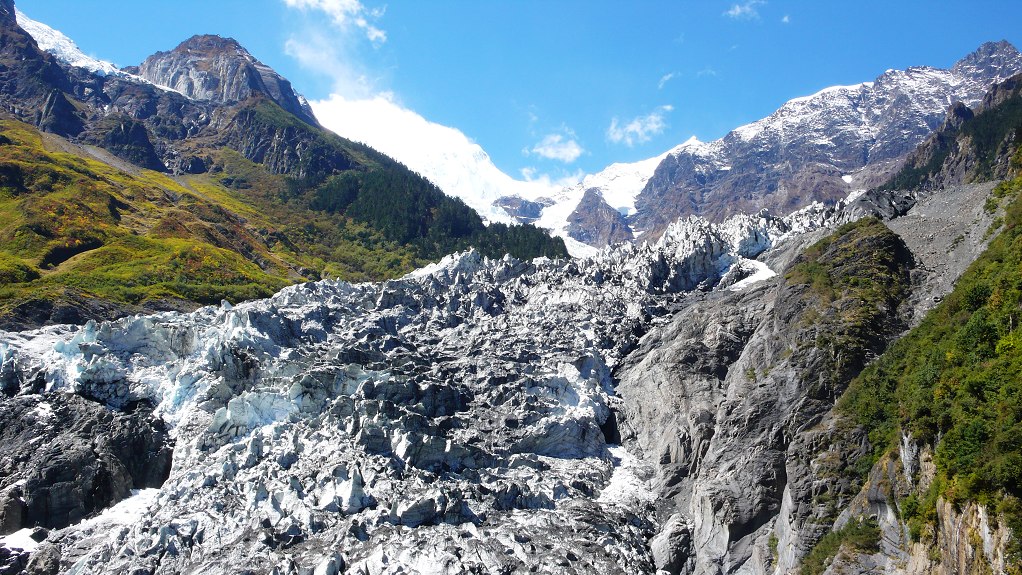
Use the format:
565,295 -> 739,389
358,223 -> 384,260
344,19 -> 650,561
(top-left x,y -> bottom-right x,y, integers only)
832,171 -> 1022,574
0,118 -> 412,328
0,2 -> 566,328
765,68 -> 1022,575
882,73 -> 1022,192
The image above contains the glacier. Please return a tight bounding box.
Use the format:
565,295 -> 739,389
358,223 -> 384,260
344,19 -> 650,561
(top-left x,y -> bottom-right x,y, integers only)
0,201 -> 845,574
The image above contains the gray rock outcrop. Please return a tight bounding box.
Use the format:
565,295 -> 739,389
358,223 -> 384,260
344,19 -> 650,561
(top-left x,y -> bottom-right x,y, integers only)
136,34 -> 318,127
567,189 -> 635,246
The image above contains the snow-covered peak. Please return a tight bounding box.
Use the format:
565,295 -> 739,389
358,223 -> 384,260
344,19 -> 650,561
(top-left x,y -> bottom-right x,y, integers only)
727,45 -> 1021,151
533,41 -> 1022,249
785,82 -> 874,106
15,9 -> 190,98
15,10 -> 124,78
669,135 -> 715,156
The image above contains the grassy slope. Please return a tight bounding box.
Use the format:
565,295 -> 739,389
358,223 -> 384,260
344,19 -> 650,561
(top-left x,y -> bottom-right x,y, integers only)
0,118 -> 425,317
838,169 -> 1022,563
0,98 -> 569,323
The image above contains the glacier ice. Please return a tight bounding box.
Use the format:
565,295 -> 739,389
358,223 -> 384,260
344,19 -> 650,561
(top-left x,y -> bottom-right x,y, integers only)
0,206 -> 848,573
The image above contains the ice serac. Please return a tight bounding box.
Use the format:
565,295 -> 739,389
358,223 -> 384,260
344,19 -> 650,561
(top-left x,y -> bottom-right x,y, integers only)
136,34 -> 318,126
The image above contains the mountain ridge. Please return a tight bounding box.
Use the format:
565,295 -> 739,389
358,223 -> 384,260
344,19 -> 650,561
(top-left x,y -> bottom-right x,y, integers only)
501,40 -> 1022,250
133,34 -> 319,127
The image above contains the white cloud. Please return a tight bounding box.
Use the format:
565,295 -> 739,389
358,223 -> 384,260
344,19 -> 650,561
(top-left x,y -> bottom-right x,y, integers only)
520,166 -> 585,188
781,14 -> 790,24
283,0 -> 592,235
606,105 -> 673,147
284,31 -> 377,98
283,0 -> 386,44
282,0 -> 390,98
724,0 -> 765,20
311,94 -> 571,222
528,134 -> 584,163
658,72 -> 676,90
697,67 -> 718,78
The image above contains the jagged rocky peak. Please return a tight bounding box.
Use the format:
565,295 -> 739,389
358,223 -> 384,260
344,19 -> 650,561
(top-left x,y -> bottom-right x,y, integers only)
626,40 -> 1022,233
951,39 -> 1022,77
567,188 -> 634,246
534,40 -> 1022,253
137,34 -> 318,125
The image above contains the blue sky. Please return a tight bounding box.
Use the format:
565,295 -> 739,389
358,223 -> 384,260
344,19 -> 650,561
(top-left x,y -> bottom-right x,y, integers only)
16,0 -> 1022,183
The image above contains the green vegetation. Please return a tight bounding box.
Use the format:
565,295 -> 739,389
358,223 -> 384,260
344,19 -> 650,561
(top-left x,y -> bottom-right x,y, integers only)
273,121 -> 567,260
228,98 -> 566,262
880,129 -> 957,192
839,173 -> 1022,562
800,518 -> 881,575
881,81 -> 1022,191
785,218 -> 910,305
960,91 -> 1022,180
783,217 -> 912,402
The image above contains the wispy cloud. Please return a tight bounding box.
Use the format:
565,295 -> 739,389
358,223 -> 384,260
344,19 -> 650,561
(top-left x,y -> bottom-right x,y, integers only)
606,105 -> 673,147
781,14 -> 791,24
724,0 -> 765,20
658,72 -> 677,90
284,31 -> 377,97
527,133 -> 585,163
281,0 -> 389,97
697,67 -> 718,78
520,166 -> 585,188
283,0 -> 386,44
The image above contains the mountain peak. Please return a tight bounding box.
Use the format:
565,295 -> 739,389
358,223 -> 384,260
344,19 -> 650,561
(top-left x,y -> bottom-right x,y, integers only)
170,34 -> 247,57
137,34 -> 318,126
952,40 -> 1022,78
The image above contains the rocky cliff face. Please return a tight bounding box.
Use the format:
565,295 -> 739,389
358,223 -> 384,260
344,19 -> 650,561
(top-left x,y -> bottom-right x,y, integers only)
617,217 -> 917,574
885,73 -> 1022,192
2,8 -> 337,177
566,189 -> 634,246
136,35 -> 318,127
